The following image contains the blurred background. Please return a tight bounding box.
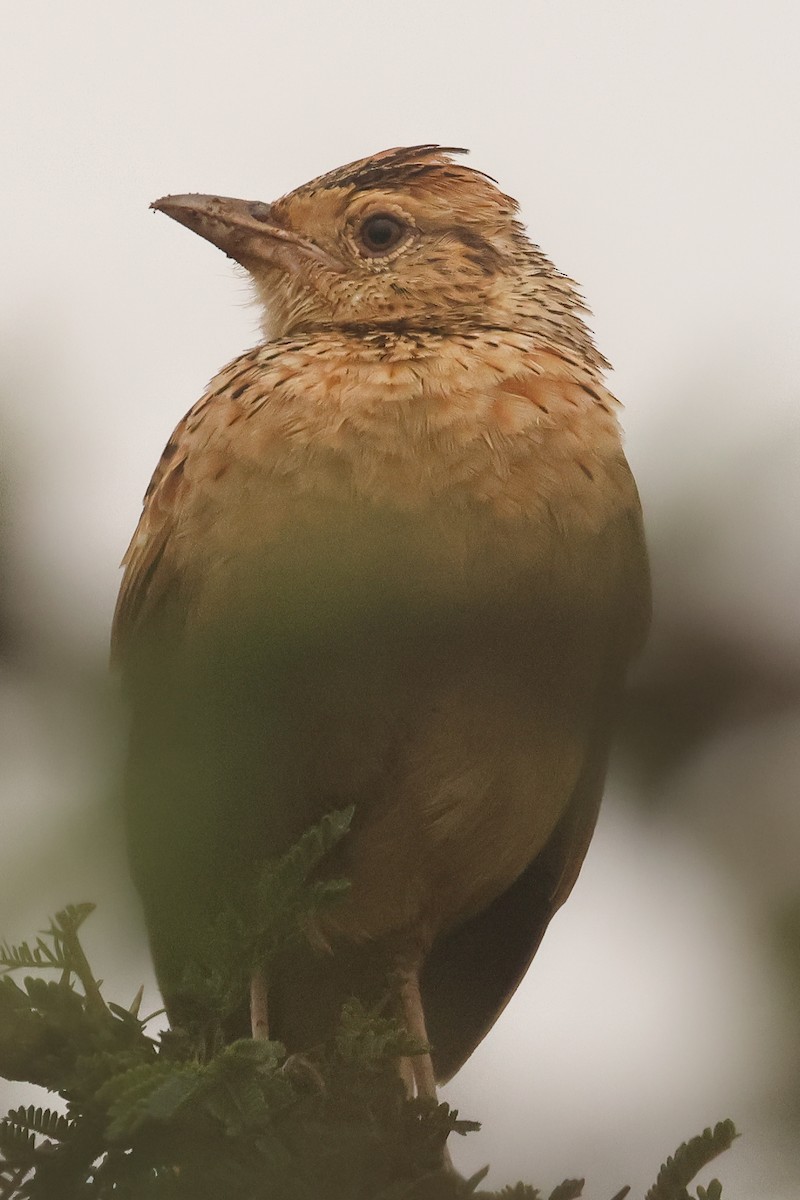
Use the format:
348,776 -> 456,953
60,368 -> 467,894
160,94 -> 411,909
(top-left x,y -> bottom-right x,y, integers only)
1,2 -> 798,1196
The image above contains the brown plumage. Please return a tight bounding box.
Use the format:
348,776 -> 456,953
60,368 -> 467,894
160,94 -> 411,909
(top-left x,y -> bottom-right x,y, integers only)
114,145 -> 649,1091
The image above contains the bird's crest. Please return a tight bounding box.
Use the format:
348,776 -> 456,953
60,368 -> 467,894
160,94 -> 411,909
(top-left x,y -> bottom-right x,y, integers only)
296,144 -> 516,213
313,145 -> 470,191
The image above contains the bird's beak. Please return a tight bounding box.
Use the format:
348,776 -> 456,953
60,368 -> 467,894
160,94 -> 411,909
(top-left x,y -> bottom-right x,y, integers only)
151,194 -> 343,274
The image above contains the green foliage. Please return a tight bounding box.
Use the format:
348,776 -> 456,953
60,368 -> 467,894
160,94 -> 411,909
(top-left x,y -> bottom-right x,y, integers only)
547,1183 -> 586,1200
0,816 -> 739,1199
644,1121 -> 738,1200
495,1185 -> 542,1198
336,998 -> 429,1066
176,805 -> 355,1030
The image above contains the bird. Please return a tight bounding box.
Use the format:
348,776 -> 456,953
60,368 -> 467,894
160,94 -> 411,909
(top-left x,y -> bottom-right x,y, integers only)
113,145 -> 650,1100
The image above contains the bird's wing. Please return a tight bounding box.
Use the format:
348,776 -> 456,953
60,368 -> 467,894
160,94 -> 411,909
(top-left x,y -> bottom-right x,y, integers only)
112,342 -> 266,663
422,505 -> 649,1083
111,415 -> 193,665
422,725 -> 609,1083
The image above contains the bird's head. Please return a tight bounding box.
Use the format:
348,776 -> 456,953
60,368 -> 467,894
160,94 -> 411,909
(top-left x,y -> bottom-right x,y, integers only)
153,145 -> 594,353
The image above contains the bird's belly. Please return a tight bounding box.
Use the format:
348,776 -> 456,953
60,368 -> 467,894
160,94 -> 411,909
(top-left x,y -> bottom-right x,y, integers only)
313,625 -> 598,950
176,481 -> 624,953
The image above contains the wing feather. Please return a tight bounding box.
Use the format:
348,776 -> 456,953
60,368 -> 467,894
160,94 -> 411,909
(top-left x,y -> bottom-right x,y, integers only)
111,418 -> 195,664
422,505 -> 649,1082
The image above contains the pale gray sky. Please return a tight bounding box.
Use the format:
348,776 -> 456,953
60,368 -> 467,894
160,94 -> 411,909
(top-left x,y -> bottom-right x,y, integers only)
1,3 -> 799,1196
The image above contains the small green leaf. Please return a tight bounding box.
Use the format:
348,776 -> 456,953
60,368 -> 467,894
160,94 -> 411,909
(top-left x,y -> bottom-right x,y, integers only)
0,1121 -> 37,1168
548,1181 -> 584,1200
4,1107 -> 72,1142
464,1163 -> 490,1191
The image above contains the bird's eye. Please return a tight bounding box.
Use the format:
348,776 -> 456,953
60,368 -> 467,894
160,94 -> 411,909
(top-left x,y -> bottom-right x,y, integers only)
356,213 -> 409,257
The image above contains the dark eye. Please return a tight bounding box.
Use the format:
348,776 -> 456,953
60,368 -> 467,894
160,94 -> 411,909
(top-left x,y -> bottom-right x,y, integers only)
357,213 -> 408,256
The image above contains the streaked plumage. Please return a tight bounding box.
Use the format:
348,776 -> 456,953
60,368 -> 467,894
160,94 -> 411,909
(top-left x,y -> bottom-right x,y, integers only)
114,146 -> 649,1085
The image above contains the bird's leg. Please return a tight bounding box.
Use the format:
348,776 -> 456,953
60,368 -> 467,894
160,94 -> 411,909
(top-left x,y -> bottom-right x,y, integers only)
393,956 -> 457,1172
250,968 -> 269,1040
394,959 -> 437,1102
398,1054 -> 416,1100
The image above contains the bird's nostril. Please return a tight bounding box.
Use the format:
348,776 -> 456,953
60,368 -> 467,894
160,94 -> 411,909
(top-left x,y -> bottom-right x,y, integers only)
249,202 -> 272,223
